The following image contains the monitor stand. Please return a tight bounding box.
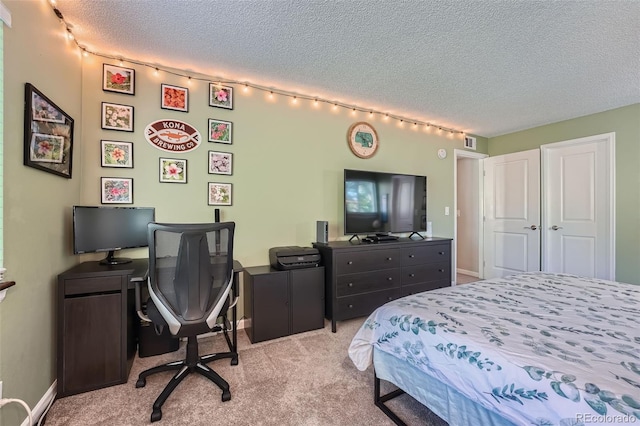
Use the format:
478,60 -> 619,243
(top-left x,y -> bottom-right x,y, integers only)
99,250 -> 132,265
408,232 -> 425,240
348,235 -> 361,243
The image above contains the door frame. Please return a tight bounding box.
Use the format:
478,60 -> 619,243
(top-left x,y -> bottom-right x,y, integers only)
453,149 -> 488,284
540,132 -> 616,279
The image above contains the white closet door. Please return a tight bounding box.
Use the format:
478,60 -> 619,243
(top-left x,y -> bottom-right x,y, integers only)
483,149 -> 541,279
542,133 -> 615,279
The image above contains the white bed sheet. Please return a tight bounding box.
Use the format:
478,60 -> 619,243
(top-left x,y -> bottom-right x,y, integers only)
350,273 -> 640,426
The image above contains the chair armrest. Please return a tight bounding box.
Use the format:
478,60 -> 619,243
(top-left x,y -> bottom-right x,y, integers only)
132,276 -> 151,323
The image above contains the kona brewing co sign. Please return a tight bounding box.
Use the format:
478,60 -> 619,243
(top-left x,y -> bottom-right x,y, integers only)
144,119 -> 201,153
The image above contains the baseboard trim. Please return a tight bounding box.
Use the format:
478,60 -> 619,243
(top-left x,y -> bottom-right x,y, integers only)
456,268 -> 479,278
21,380 -> 56,426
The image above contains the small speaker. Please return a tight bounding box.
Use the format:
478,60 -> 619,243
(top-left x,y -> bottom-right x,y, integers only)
316,221 -> 328,243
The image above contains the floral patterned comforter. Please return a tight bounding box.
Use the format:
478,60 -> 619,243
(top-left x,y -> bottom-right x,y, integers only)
348,273 -> 640,426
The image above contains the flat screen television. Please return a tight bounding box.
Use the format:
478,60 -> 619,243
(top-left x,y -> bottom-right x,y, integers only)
344,169 -> 427,238
73,206 -> 155,265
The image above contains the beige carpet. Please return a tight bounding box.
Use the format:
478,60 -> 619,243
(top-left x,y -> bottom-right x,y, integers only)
44,318 -> 448,425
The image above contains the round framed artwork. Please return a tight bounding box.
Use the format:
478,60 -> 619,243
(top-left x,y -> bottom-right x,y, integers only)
347,122 -> 379,159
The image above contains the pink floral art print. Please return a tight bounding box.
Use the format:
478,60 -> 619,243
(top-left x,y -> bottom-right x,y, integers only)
208,182 -> 232,206
161,84 -> 188,112
101,102 -> 134,132
103,64 -> 135,95
208,119 -> 232,144
101,177 -> 133,204
208,84 -> 233,110
208,151 -> 233,175
30,133 -> 64,163
159,158 -> 187,183
101,140 -> 133,168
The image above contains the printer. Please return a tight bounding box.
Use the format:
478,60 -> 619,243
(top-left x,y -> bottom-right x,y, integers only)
269,246 -> 321,270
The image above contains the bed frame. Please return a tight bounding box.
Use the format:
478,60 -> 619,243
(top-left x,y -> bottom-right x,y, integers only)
374,371 -> 408,426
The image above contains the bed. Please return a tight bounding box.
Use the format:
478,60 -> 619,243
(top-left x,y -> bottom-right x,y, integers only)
348,272 -> 640,426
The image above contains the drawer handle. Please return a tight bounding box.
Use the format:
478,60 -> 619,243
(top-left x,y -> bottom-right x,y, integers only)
387,277 -> 393,281
347,261 -> 353,265
408,254 -> 415,258
409,273 -> 415,278
387,296 -> 393,301
439,251 -> 445,255
348,282 -> 353,287
386,257 -> 392,261
439,268 -> 445,272
348,304 -> 353,309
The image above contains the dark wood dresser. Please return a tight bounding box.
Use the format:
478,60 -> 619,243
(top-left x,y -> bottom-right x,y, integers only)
313,237 -> 452,332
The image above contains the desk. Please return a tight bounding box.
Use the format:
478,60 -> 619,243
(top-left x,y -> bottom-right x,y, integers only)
57,258 -> 242,398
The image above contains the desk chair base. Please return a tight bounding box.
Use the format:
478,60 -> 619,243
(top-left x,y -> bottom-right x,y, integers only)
136,321 -> 238,423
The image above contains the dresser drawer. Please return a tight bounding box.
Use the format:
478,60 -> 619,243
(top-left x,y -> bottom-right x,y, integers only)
401,280 -> 450,297
402,262 -> 451,285
335,289 -> 402,321
336,269 -> 401,297
401,244 -> 451,266
335,249 -> 401,275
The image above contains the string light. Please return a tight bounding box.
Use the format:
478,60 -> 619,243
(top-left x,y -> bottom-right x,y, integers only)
47,3 -> 466,137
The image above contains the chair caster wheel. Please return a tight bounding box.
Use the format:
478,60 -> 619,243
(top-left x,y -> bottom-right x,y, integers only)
221,390 -> 231,402
151,409 -> 162,422
136,378 -> 146,388
231,356 -> 238,366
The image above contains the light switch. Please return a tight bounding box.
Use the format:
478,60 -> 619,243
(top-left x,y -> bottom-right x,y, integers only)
445,206 -> 450,216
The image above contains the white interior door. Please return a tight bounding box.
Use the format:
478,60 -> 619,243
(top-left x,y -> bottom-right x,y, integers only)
483,149 -> 541,279
542,133 -> 615,279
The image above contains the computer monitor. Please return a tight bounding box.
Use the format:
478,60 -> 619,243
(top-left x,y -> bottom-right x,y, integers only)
72,206 -> 155,265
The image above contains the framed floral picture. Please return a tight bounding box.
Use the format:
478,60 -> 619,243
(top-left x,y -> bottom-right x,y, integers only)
161,84 -> 189,112
209,84 -> 233,110
208,119 -> 232,144
24,83 -> 74,178
208,182 -> 232,206
102,64 -> 135,95
208,151 -> 233,175
101,102 -> 134,132
159,157 -> 187,183
101,140 -> 133,168
101,177 -> 133,204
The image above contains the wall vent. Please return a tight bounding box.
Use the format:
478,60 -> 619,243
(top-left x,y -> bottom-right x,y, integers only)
464,136 -> 477,150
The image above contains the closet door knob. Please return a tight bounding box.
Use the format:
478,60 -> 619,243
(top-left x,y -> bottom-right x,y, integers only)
524,225 -> 538,230
551,225 -> 563,231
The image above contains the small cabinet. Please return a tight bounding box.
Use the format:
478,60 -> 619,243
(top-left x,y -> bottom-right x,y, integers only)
243,266 -> 324,343
57,260 -> 146,397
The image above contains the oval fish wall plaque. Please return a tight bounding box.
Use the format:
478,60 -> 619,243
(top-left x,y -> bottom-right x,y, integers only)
145,119 -> 201,153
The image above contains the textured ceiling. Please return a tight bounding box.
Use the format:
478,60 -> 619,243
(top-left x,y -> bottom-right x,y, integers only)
54,0 -> 640,137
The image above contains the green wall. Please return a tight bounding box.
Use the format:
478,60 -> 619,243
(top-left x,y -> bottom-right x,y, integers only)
488,104 -> 640,284
1,1 -> 83,424
78,55 -> 486,267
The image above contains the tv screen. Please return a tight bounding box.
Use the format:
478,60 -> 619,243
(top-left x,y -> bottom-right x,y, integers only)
73,206 -> 155,264
344,169 -> 426,235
